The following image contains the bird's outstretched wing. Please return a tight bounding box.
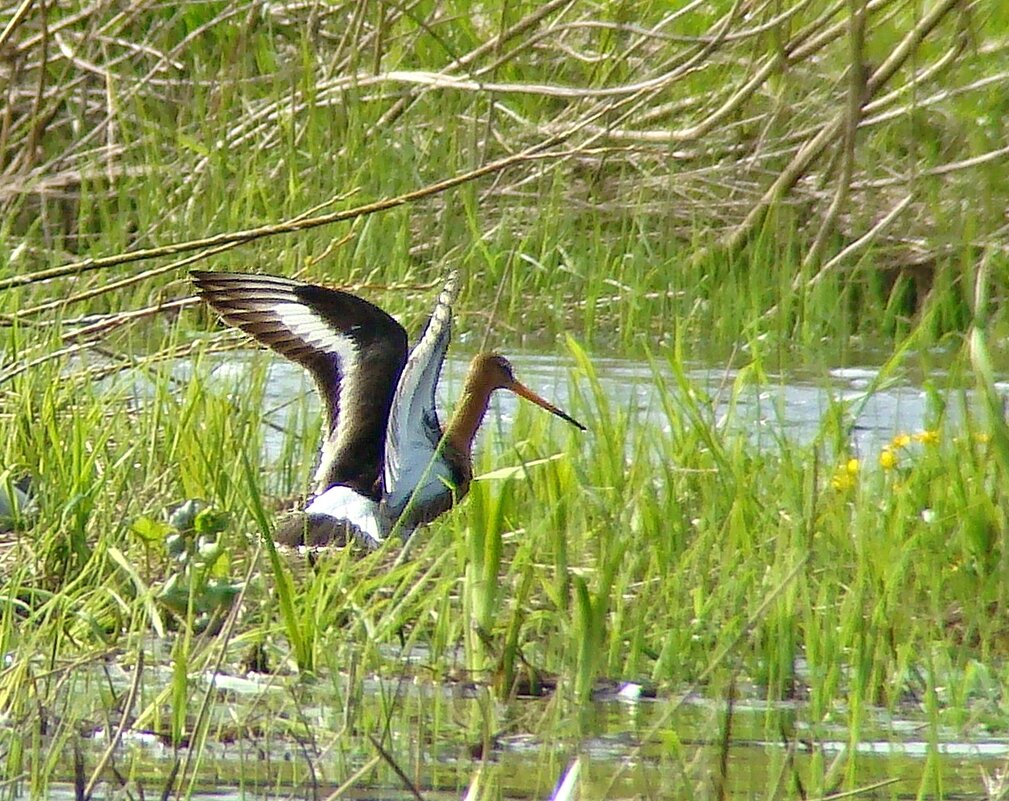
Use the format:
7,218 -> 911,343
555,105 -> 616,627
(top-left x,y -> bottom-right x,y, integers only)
191,271 -> 408,498
381,272 -> 460,526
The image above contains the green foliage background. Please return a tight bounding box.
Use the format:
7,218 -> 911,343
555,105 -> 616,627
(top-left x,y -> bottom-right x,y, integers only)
1,1 -> 1008,797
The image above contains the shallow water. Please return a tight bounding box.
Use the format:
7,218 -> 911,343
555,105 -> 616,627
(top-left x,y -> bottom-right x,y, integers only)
34,653 -> 1009,800
184,349 -> 952,466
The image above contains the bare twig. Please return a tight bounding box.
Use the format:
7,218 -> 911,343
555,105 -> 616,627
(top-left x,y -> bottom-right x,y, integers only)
83,651 -> 145,800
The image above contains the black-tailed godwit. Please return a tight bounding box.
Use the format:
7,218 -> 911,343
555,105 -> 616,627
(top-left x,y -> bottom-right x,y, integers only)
190,271 -> 584,548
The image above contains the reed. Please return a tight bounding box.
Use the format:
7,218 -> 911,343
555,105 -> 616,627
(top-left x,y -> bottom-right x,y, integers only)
1,0 -> 1009,797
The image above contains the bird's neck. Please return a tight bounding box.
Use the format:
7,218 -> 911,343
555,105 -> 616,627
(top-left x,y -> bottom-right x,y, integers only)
444,371 -> 495,461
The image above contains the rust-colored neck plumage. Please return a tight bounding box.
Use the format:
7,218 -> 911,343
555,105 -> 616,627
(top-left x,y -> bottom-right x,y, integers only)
443,356 -> 502,463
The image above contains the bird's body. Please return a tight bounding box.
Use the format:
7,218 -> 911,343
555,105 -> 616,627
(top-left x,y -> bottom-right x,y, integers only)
191,271 -> 584,548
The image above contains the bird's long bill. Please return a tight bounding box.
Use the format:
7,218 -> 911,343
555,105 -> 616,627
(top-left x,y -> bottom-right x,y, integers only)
508,381 -> 587,431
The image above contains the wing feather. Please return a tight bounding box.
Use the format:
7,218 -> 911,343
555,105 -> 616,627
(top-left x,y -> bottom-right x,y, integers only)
381,272 -> 460,522
191,270 -> 408,497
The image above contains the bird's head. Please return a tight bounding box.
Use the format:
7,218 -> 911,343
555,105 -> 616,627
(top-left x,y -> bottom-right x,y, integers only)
472,352 -> 586,431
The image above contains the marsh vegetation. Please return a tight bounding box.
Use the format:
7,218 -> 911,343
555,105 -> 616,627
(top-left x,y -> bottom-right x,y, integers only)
1,0 -> 1009,797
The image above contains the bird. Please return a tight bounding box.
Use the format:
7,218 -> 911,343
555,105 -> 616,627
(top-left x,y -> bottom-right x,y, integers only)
0,473 -> 34,533
190,270 -> 585,549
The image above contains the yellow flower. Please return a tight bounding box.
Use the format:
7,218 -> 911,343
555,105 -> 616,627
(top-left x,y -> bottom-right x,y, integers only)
913,429 -> 939,445
831,473 -> 853,491
879,449 -> 898,470
891,433 -> 912,449
831,458 -> 860,491
975,432 -> 991,444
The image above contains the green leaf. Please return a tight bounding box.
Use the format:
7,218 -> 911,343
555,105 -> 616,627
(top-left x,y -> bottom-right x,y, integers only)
131,515 -> 173,543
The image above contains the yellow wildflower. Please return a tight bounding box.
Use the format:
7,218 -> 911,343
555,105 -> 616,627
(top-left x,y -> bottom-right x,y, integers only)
831,472 -> 853,491
890,433 -> 912,449
879,449 -> 898,470
831,458 -> 860,491
913,429 -> 939,445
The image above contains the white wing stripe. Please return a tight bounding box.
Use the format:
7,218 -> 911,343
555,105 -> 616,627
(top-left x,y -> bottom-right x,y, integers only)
274,302 -> 362,488
274,303 -> 354,353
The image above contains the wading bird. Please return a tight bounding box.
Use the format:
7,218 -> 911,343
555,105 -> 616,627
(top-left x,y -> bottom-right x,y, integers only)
190,271 -> 585,548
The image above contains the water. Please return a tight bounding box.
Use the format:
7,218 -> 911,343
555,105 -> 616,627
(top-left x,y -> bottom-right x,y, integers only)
188,349 -> 950,465
37,653 -> 1009,799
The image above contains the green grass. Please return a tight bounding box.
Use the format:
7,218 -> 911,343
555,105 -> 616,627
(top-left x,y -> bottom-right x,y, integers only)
3,329 -> 1009,795
2,0 -> 1009,797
